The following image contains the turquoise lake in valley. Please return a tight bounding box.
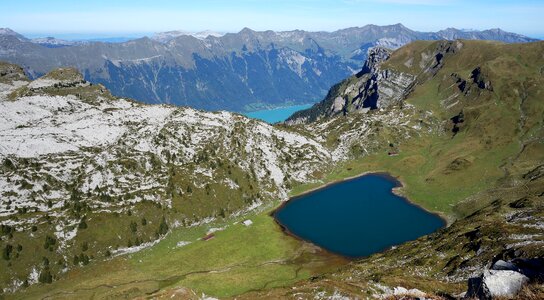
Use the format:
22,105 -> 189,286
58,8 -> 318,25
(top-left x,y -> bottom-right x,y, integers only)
243,104 -> 313,123
274,174 -> 445,258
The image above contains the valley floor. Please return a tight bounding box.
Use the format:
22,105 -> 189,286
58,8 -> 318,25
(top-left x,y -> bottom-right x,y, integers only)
11,198 -> 346,299
10,126 -> 544,298
7,151 -> 491,299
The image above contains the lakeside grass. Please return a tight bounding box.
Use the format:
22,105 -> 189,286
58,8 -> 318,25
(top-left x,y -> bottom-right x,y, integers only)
8,121 -> 525,298
14,200 -> 343,299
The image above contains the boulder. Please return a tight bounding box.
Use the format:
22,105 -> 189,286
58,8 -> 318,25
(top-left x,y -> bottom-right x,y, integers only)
484,270 -> 528,298
466,270 -> 529,299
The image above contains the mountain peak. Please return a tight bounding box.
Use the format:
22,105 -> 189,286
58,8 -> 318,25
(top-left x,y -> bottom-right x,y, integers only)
388,23 -> 413,33
30,36 -> 76,47
26,67 -> 86,89
0,61 -> 28,84
239,27 -> 256,34
192,30 -> 224,39
151,30 -> 224,43
487,28 -> 504,33
0,28 -> 28,41
44,67 -> 84,81
0,28 -> 18,35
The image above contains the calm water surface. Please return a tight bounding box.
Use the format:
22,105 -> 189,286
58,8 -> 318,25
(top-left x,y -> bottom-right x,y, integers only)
274,174 -> 445,258
243,104 -> 313,123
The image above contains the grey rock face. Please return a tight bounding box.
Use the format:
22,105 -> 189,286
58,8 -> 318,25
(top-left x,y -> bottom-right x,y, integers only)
359,46 -> 391,74
374,69 -> 415,108
331,96 -> 345,114
286,46 -> 416,123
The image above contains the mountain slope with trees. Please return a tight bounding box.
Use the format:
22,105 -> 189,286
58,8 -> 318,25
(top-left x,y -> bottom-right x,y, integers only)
0,24 -> 537,112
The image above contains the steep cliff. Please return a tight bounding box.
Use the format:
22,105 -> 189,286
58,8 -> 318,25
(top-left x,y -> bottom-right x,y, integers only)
287,40 -> 467,123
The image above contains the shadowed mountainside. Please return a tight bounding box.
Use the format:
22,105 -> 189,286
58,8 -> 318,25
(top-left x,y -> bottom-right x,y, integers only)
0,25 -> 537,112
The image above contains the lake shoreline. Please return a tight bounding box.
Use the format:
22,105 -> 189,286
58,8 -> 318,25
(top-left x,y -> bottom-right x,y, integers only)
373,172 -> 451,227
243,103 -> 314,123
271,171 -> 450,260
244,102 -> 315,113
279,171 -> 451,226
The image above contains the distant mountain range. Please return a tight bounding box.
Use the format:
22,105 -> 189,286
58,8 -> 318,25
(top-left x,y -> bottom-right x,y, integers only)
0,24 -> 538,111
151,30 -> 225,43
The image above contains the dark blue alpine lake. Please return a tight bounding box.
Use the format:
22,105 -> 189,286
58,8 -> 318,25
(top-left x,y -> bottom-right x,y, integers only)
274,174 -> 445,258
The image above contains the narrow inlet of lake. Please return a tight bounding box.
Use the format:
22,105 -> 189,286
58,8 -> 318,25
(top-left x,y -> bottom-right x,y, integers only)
243,103 -> 313,124
274,174 -> 445,258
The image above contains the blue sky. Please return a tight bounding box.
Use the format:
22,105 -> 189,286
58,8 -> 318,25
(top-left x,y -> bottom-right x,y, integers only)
1,0 -> 543,38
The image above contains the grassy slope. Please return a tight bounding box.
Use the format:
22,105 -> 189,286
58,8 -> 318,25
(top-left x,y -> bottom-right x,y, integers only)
237,40 -> 544,298
386,40 -> 543,217
314,40 -> 544,218
13,201 -> 345,299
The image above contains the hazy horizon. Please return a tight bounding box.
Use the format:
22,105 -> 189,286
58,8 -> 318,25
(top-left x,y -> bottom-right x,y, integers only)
2,0 -> 543,39
10,25 -> 544,42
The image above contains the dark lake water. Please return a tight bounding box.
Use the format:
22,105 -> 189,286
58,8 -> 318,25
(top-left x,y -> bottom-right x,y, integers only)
274,174 -> 445,258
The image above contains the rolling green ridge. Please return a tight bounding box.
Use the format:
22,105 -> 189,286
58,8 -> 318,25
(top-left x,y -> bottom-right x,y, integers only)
239,40 -> 544,298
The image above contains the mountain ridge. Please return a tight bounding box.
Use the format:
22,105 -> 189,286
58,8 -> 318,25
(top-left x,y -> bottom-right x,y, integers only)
0,25 -> 537,112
